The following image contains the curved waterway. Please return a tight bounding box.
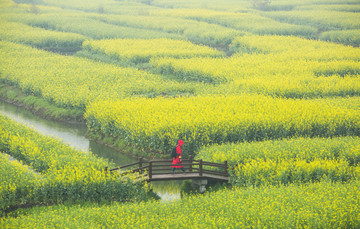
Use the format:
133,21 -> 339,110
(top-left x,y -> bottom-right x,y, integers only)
0,100 -> 181,201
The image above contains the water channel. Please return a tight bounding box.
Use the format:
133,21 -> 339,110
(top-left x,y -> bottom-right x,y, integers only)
0,100 -> 181,201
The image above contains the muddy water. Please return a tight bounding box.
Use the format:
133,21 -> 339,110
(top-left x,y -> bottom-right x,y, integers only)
0,100 -> 181,201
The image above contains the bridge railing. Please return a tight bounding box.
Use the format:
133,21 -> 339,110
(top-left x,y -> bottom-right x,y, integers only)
105,156 -> 228,180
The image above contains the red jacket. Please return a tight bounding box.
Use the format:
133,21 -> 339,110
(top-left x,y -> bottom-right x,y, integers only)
171,140 -> 184,168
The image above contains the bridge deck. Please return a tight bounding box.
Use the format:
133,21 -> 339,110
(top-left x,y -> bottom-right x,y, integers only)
149,172 -> 229,182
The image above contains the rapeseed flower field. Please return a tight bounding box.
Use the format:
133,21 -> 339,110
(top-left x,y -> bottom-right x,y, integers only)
0,0 -> 359,227
83,38 -> 224,65
85,95 -> 360,155
1,181 -> 359,228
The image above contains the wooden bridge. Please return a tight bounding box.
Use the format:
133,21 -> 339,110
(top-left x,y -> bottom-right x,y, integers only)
105,156 -> 229,192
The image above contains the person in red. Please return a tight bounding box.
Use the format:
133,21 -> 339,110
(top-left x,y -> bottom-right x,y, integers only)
171,139 -> 185,173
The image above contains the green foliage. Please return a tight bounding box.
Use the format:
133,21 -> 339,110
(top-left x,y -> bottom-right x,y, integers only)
103,136 -> 115,145
114,139 -> 127,149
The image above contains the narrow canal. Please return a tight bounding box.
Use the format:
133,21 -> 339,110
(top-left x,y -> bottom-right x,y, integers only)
0,100 -> 181,201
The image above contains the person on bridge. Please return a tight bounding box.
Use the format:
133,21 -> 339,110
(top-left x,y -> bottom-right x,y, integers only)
171,139 -> 185,173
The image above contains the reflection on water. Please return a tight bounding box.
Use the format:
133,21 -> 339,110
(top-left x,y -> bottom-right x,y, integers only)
89,141 -> 137,166
0,100 -> 181,200
152,180 -> 183,202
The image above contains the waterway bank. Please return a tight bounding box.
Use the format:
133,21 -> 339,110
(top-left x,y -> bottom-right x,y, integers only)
0,100 -> 181,201
0,83 -> 84,124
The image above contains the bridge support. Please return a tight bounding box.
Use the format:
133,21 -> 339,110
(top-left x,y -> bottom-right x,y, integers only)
192,179 -> 208,194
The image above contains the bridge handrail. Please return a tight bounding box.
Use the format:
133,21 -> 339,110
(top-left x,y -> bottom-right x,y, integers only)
200,169 -> 227,176
148,160 -> 226,168
201,161 -> 228,168
120,161 -> 142,169
105,156 -> 229,181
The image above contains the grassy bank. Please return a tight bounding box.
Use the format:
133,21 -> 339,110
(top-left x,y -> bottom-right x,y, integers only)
0,82 -> 84,123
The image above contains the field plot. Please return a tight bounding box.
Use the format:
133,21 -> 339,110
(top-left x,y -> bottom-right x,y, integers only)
0,20 -> 86,53
320,29 -> 360,46
92,14 -> 243,47
41,0 -> 159,14
264,9 -> 360,31
152,35 -> 360,96
83,38 -> 224,65
198,136 -> 360,165
295,3 -> 360,12
7,13 -> 183,40
157,9 -> 317,38
197,136 -> 360,186
0,152 -> 42,214
0,41 -> 197,109
85,95 -> 360,155
2,181 -> 359,228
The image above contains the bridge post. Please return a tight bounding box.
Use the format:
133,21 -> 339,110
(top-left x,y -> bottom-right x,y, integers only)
224,161 -> 228,175
188,156 -> 193,172
192,179 -> 208,194
139,157 -> 143,174
149,161 -> 152,179
199,159 -> 203,176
